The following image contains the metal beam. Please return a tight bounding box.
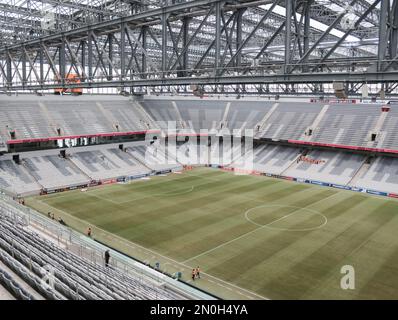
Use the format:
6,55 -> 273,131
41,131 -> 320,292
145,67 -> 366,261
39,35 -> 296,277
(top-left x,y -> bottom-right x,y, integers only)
284,0 -> 293,71
290,0 -> 359,72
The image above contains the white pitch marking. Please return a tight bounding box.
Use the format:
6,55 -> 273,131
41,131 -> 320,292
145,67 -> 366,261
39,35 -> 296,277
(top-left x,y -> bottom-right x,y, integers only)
182,191 -> 339,264
244,204 -> 328,232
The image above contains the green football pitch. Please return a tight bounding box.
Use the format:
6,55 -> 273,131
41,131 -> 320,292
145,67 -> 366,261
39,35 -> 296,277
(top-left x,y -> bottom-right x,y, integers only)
26,167 -> 398,300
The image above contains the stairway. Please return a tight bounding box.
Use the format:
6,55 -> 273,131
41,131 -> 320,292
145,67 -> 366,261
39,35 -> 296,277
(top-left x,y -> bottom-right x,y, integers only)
96,102 -> 120,131
124,148 -> 153,171
219,102 -> 231,130
280,151 -> 305,176
131,100 -> 159,130
255,102 -> 279,132
65,156 -> 93,181
67,156 -> 95,181
366,109 -> 389,147
346,157 -> 373,186
302,104 -> 329,141
39,102 -> 60,136
20,160 -> 44,190
171,101 -> 187,130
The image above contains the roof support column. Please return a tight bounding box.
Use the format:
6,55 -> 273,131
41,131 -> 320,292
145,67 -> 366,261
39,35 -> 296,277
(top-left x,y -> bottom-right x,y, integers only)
182,17 -> 191,76
6,51 -> 11,89
39,43 -> 44,85
378,0 -> 388,71
59,39 -> 66,85
81,40 -> 86,82
391,0 -> 398,60
215,1 -> 222,76
108,34 -> 113,80
120,23 -> 126,80
284,0 -> 293,73
236,8 -> 244,68
88,30 -> 93,81
302,0 -> 312,72
142,26 -> 148,79
161,13 -> 168,77
22,48 -> 27,87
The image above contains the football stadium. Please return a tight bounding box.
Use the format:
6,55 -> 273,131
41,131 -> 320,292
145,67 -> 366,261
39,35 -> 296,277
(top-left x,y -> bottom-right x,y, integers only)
0,0 -> 397,304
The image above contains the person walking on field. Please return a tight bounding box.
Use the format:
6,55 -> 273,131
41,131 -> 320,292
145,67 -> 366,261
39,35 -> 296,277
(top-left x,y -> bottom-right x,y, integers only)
196,266 -> 201,279
191,269 -> 196,281
104,250 -> 110,267
87,227 -> 92,238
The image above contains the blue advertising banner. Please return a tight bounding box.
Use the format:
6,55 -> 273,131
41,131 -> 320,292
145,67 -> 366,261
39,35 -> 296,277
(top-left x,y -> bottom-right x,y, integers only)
309,180 -> 330,187
366,189 -> 388,196
331,184 -> 352,190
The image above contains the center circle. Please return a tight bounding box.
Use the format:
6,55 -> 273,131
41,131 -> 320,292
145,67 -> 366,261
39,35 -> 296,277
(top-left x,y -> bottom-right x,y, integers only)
244,204 -> 327,232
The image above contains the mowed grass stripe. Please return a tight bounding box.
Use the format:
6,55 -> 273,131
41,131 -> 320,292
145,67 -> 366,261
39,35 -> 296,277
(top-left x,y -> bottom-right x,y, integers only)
101,176 -> 284,239
200,191 -> 341,276
182,189 -> 339,265
40,168 -> 227,202
168,189 -> 335,254
105,180 -> 310,242
152,187 -> 319,256
257,198 -> 398,299
200,193 -> 376,297
203,192 -> 358,272
43,170 -> 257,221
302,209 -> 398,299
83,171 -> 278,226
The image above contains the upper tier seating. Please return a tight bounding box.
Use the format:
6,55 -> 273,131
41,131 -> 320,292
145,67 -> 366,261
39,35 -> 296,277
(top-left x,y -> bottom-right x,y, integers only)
258,102 -> 322,140
225,101 -> 274,131
378,106 -> 398,150
0,96 -> 391,151
0,95 -> 148,141
140,100 -> 183,130
311,104 -> 380,147
174,100 -> 226,131
0,100 -> 54,139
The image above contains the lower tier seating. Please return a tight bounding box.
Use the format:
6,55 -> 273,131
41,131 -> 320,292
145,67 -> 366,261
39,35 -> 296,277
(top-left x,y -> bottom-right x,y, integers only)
0,211 -> 184,300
